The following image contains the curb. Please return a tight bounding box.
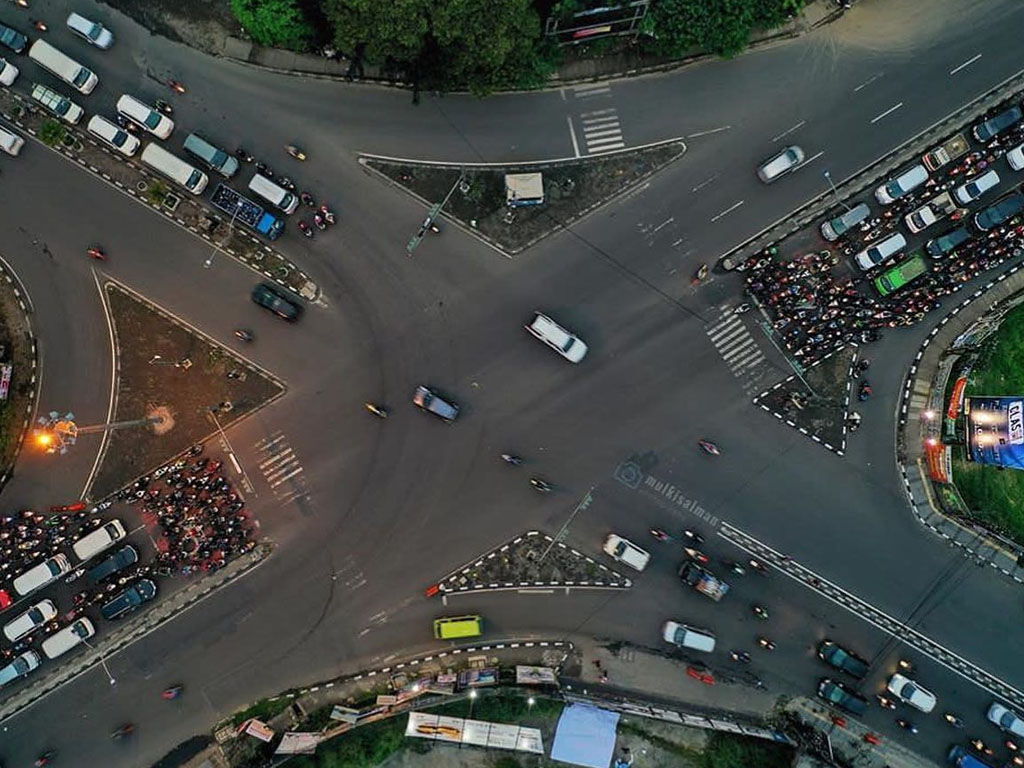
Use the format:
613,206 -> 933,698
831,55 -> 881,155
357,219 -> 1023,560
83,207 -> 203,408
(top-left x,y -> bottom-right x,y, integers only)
0,253 -> 39,494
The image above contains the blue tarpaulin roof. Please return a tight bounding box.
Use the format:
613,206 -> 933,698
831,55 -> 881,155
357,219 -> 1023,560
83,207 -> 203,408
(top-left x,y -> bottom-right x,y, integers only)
550,703 -> 620,768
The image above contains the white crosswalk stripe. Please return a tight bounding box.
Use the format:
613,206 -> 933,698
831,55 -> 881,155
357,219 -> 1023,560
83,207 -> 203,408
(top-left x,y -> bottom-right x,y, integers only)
705,309 -> 773,394
580,108 -> 625,153
253,431 -> 308,501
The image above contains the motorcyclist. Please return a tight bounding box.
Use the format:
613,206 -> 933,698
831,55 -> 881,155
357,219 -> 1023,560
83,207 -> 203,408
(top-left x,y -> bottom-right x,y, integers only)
649,528 -> 670,542
729,650 -> 751,663
365,403 -> 388,418
285,144 -> 306,160
112,723 -> 134,739
757,636 -> 775,650
529,478 -> 552,492
752,604 -> 769,620
500,454 -> 522,465
697,439 -> 720,455
233,329 -> 253,342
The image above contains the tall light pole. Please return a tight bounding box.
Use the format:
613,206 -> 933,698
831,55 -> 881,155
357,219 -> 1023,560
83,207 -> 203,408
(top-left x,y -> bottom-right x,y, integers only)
406,172 -> 465,257
823,170 -> 850,212
80,636 -> 116,685
205,199 -> 244,268
33,411 -> 166,455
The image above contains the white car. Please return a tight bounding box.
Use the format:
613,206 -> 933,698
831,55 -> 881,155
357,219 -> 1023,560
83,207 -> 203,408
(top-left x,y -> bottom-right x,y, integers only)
1008,143 -> 1024,172
987,702 -> 1024,738
887,673 -> 936,713
757,145 -> 805,183
66,12 -> 114,49
87,115 -> 140,157
602,534 -> 650,571
525,312 -> 587,363
0,57 -> 18,86
3,599 -> 57,642
116,94 -> 174,140
953,169 -> 1000,205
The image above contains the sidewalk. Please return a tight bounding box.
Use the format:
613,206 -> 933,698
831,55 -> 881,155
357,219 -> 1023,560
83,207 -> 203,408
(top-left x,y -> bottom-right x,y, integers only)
199,1 -> 842,91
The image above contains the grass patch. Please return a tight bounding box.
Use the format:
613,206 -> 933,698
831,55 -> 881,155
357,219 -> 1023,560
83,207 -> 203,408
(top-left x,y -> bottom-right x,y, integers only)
951,305 -> 1024,541
434,691 -> 563,722
229,697 -> 294,727
701,731 -> 794,768
291,717 -> 406,768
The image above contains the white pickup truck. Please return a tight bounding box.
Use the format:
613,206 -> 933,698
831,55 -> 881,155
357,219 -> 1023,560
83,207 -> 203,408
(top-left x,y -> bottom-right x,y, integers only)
904,192 -> 960,234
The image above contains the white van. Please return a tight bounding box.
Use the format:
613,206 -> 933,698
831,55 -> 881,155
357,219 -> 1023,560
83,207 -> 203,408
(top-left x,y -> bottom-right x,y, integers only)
248,173 -> 298,214
3,599 -> 57,642
41,618 -> 95,660
602,534 -> 650,571
855,233 -> 907,271
116,94 -> 173,139
30,83 -> 83,125
27,39 -> 98,95
13,554 -> 72,597
0,125 -> 24,156
0,650 -> 42,687
87,115 -> 140,156
141,144 -> 209,194
662,620 -> 716,652
875,165 -> 929,205
72,519 -> 126,562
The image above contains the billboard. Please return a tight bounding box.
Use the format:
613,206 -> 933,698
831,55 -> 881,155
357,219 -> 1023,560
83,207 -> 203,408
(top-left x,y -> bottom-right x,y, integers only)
965,396 -> 1024,469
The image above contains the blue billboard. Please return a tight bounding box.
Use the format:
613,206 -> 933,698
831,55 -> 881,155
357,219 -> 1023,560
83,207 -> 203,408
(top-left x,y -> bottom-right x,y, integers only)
965,396 -> 1024,470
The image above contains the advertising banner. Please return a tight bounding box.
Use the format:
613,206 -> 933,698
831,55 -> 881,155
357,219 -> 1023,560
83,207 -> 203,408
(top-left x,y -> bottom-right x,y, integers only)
516,665 -> 558,685
406,712 -> 544,754
947,376 -> 968,419
924,442 -> 951,483
965,396 -> 1024,469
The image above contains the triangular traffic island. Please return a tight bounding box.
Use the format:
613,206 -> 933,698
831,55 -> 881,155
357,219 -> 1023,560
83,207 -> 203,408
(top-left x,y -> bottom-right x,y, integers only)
361,140 -> 686,256
88,282 -> 286,499
433,530 -> 631,595
753,345 -> 860,455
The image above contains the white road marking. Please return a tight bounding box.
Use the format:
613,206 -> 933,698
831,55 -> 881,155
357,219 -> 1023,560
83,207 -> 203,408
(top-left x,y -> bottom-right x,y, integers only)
853,73 -> 882,92
653,217 -> 674,233
870,102 -> 903,124
949,54 -> 982,76
573,84 -> 611,98
801,151 -> 824,166
567,115 -> 580,158
710,200 -> 744,222
692,174 -> 718,193
580,109 -> 625,154
686,126 -> 731,138
771,120 -> 805,142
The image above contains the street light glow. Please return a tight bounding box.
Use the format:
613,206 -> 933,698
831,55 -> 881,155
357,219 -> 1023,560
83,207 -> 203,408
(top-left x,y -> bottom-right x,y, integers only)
469,690 -> 478,699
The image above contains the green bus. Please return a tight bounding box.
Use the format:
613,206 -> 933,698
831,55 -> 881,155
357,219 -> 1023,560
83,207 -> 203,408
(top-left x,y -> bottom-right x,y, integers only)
873,252 -> 927,297
433,615 -> 483,640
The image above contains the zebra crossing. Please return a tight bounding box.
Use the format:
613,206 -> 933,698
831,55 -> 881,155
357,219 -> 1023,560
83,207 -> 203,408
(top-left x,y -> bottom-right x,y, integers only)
253,431 -> 309,503
705,308 -> 772,393
579,108 -> 624,154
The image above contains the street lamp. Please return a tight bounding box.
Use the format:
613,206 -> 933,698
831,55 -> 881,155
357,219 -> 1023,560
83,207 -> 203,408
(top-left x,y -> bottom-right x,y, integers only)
460,689 -> 478,750
80,636 -> 116,685
205,199 -> 244,268
823,170 -> 851,212
33,411 -> 166,455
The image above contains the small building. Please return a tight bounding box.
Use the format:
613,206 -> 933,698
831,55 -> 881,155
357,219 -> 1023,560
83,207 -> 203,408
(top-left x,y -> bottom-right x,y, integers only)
505,172 -> 544,208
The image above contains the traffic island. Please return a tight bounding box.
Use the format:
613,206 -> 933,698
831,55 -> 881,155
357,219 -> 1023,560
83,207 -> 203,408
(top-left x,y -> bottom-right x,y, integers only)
361,139 -> 686,256
0,89 -> 317,301
753,345 -> 859,455
88,282 -> 285,499
430,530 -> 631,595
0,260 -> 38,490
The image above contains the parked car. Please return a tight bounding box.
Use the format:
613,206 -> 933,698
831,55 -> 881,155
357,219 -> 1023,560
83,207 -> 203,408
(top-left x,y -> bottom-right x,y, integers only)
972,105 -> 1022,142
87,545 -> 138,584
987,702 -> 1024,738
0,57 -> 18,87
926,226 -> 971,258
87,115 -> 141,157
412,385 -> 459,423
757,145 -> 805,183
875,165 -> 929,205
0,650 -> 41,687
974,191 -> 1024,231
817,641 -> 869,679
30,83 -> 84,125
66,12 -> 114,49
251,282 -> 302,321
817,678 -> 867,715
820,203 -> 870,241
101,579 -> 157,620
887,673 -> 936,712
0,23 -> 27,54
953,169 -> 1000,205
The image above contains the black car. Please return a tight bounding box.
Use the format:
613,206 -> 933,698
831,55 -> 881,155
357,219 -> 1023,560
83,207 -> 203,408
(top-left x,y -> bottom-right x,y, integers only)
926,226 -> 971,259
974,191 -> 1024,232
87,545 -> 138,584
973,105 -> 1023,143
251,282 -> 302,321
818,640 -> 869,679
101,578 -> 157,620
0,23 -> 27,54
817,678 -> 868,715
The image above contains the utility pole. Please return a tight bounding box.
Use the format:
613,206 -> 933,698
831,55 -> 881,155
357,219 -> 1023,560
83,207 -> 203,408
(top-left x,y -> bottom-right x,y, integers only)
406,172 -> 465,256
538,487 -> 594,563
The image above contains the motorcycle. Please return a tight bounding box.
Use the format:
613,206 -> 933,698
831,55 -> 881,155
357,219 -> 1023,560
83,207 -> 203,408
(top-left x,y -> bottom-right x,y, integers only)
729,650 -> 751,663
895,718 -> 918,735
285,144 -> 306,161
313,213 -> 326,231
31,18 -> 46,31
500,453 -> 522,466
278,176 -> 296,192
943,713 -> 964,728
752,604 -> 769,620
112,723 -> 134,740
691,264 -> 709,285
683,547 -> 709,564
35,752 -> 56,767
319,204 -> 336,225
365,402 -> 388,419
757,636 -> 775,651
858,381 -> 872,401
649,528 -> 671,542
723,560 -> 746,576
733,303 -> 752,315
748,558 -> 768,576
255,162 -> 273,178
298,221 -> 313,239
116,115 -> 139,133
86,246 -> 106,261
682,529 -> 704,546
233,329 -> 253,342
877,694 -> 897,709
235,147 -> 254,163
697,439 -> 720,456
161,685 -> 183,700
168,79 -> 186,94
299,192 -> 316,208
530,478 -> 552,493
155,99 -> 173,116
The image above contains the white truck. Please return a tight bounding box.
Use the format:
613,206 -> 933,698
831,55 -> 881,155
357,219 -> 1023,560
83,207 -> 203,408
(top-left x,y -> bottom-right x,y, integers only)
904,192 -> 960,234
678,560 -> 730,601
922,133 -> 969,172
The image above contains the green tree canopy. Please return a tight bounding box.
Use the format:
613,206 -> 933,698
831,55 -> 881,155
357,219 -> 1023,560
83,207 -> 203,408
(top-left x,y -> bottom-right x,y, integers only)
231,0 -> 314,51
647,0 -> 804,58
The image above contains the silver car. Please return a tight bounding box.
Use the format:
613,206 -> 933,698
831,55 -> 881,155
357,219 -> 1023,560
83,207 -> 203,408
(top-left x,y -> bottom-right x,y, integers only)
758,145 -> 805,183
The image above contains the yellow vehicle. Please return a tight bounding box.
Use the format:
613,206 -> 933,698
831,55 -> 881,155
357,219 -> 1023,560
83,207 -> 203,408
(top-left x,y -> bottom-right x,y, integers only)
433,615 -> 483,640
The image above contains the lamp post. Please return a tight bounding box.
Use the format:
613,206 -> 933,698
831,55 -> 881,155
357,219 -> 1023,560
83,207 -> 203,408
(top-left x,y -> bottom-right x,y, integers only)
205,199 -> 244,268
80,636 -> 116,685
33,411 -> 166,455
460,689 -> 478,749
823,170 -> 850,212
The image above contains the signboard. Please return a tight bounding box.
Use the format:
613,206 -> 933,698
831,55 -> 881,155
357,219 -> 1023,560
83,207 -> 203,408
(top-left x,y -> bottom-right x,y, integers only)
925,441 -> 951,483
516,665 -> 558,685
405,712 -> 543,754
242,719 -> 275,742
965,396 -> 1024,470
459,667 -> 498,688
275,732 -> 321,754
947,376 -> 968,419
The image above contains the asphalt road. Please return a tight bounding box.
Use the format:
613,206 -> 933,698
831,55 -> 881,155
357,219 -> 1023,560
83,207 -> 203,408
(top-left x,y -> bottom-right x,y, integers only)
2,0 -> 1024,765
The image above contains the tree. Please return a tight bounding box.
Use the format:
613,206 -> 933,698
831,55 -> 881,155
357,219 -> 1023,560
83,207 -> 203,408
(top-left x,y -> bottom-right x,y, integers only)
231,0 -> 314,51
323,0 -> 431,63
646,0 -> 805,58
